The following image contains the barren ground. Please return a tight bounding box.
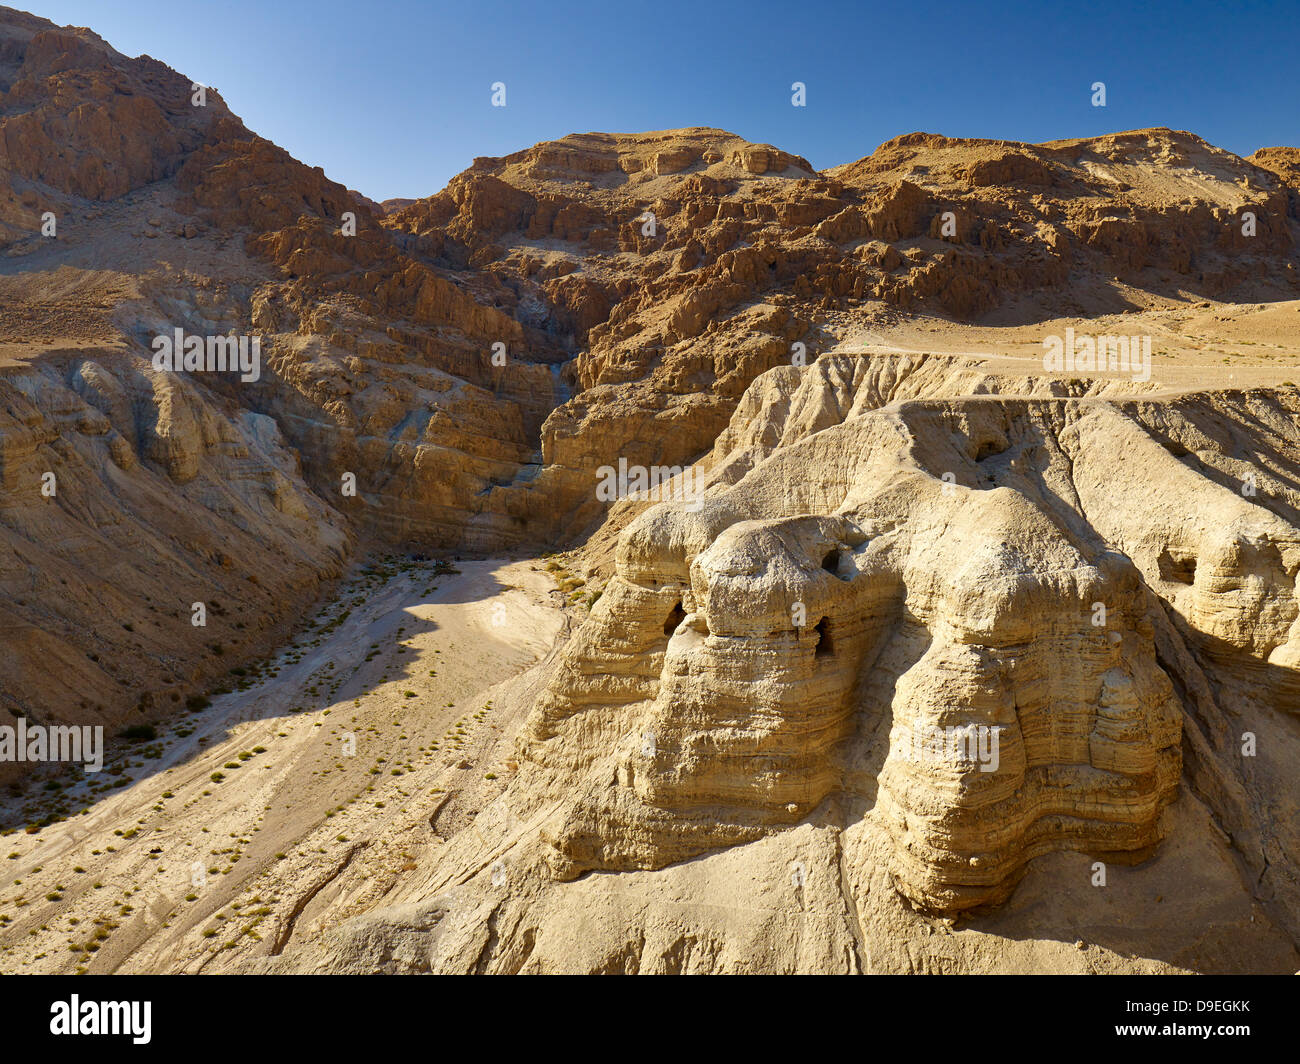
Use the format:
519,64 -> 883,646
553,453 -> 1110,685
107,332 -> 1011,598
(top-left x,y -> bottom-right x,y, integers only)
0,555 -> 564,973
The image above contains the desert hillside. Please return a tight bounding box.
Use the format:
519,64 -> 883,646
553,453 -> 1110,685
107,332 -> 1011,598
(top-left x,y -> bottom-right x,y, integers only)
1,5 -> 1298,975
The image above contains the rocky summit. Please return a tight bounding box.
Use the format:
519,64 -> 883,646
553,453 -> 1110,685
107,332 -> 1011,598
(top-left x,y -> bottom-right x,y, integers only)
1,5 -> 1299,977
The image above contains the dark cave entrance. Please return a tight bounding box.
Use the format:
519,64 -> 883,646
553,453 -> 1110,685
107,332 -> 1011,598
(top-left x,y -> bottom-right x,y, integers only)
664,601 -> 686,636
814,616 -> 834,657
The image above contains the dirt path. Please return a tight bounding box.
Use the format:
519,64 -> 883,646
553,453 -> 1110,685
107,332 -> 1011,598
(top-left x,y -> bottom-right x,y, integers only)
0,555 -> 563,973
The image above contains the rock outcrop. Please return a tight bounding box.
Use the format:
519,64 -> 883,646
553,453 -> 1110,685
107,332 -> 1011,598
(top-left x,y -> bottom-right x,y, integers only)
517,356 -> 1300,915
0,351 -> 349,780
380,125 -> 1300,543
246,355 -> 1300,972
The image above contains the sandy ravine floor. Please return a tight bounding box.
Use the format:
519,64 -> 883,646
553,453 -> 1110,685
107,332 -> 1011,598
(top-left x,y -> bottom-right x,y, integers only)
0,555 -> 564,973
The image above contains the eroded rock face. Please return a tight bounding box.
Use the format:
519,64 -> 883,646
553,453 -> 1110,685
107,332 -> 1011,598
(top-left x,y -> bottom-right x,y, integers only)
0,353 -> 349,777
505,356 -> 1300,918
386,125 -> 1300,519
0,12 -> 225,211
239,356 -> 1300,974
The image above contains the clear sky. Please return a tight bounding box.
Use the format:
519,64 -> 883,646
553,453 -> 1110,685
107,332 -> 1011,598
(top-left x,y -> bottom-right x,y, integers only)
24,0 -> 1300,201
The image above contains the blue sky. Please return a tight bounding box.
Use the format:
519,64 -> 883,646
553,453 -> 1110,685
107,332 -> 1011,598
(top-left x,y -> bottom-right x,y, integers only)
26,0 -> 1300,201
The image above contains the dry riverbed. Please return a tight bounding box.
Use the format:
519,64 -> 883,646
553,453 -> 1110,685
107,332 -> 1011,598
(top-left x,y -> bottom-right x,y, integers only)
0,555 -> 564,973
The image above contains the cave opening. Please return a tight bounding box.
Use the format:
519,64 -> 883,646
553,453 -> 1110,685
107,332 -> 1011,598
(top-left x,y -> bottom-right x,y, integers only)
664,601 -> 686,637
821,549 -> 841,575
815,616 -> 834,657
1157,548 -> 1197,585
